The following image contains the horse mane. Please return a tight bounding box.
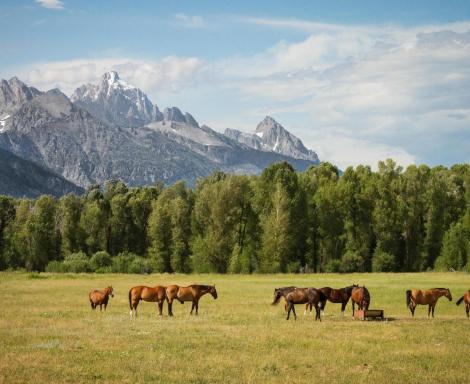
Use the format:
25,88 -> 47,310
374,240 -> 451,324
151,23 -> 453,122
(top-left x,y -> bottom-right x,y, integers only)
431,288 -> 448,291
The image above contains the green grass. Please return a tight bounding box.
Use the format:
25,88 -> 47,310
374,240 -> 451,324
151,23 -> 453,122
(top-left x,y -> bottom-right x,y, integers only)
0,272 -> 469,383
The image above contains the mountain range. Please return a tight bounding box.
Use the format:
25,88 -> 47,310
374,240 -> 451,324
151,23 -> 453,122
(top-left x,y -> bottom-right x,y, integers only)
0,71 -> 319,197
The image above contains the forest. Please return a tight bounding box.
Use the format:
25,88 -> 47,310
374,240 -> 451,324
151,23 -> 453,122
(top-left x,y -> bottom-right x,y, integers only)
0,160 -> 469,274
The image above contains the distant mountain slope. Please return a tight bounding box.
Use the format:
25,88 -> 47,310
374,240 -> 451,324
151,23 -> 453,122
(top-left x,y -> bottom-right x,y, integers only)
0,73 -> 320,192
0,147 -> 83,198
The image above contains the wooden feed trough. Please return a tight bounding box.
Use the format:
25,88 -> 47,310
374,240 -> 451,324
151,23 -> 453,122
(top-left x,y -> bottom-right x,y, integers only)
354,309 -> 384,321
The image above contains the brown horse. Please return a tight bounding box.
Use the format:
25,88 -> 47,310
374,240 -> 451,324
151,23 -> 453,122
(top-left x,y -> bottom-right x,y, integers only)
272,287 -> 325,321
89,286 -> 114,311
406,288 -> 452,318
166,284 -> 217,316
351,286 -> 370,317
318,285 -> 358,316
456,290 -> 470,318
128,285 -> 166,317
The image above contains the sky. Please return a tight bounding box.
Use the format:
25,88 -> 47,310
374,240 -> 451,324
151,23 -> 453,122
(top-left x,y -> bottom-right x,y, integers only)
1,0 -> 469,169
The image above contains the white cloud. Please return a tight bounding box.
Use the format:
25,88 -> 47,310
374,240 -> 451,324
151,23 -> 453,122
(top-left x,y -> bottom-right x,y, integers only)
35,0 -> 64,10
18,56 -> 204,100
174,13 -> 206,29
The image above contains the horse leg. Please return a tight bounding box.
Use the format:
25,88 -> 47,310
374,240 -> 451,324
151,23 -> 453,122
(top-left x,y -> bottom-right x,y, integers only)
195,301 -> 199,316
100,304 -> 102,311
341,302 -> 346,317
432,304 -> 435,318
321,301 -> 326,316
286,302 -> 292,320
104,303 -> 107,311
190,301 -> 195,315
304,303 -> 308,316
428,304 -> 432,317
168,299 -> 174,317
157,300 -> 163,316
291,304 -> 297,320
466,303 -> 469,318
352,301 -> 355,318
316,305 -> 321,322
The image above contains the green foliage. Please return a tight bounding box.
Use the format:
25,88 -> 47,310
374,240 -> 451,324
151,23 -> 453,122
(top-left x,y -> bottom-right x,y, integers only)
372,250 -> 397,272
325,259 -> 341,273
0,161 -> 468,274
437,221 -> 469,271
62,251 -> 91,273
340,251 -> 365,273
90,251 -> 112,272
45,260 -> 67,273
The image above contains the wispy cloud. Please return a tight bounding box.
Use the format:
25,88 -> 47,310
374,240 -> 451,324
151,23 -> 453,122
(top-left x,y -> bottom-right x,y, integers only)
16,56 -> 204,98
173,13 -> 206,29
35,0 -> 64,10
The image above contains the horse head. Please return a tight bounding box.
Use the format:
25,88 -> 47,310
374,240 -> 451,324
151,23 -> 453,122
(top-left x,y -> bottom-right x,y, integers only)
272,288 -> 283,305
445,288 -> 452,301
209,285 -> 218,299
108,286 -> 114,297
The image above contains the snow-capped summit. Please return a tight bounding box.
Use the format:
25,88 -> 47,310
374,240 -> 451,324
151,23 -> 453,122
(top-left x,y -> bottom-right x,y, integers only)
224,116 -> 319,163
71,71 -> 163,127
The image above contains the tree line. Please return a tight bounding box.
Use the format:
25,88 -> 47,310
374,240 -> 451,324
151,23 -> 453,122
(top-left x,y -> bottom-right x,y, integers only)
0,160 -> 469,274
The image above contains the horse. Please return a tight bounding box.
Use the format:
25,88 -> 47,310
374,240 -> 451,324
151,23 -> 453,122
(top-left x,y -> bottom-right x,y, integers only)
89,286 -> 114,311
318,285 -> 358,316
406,288 -> 452,318
351,286 -> 370,317
272,287 -> 324,321
128,285 -> 166,317
165,284 -> 217,316
272,286 -> 297,312
456,290 -> 470,318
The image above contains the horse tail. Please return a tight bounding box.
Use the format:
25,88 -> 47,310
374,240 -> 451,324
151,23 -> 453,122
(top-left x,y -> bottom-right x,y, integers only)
406,290 -> 412,307
128,288 -> 133,310
456,296 -> 464,306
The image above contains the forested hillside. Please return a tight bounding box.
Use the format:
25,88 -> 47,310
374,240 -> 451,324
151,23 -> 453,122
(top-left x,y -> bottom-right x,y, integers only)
0,160 -> 468,273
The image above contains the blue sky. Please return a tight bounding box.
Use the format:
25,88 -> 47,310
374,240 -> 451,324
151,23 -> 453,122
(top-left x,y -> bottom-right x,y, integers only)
1,0 -> 470,168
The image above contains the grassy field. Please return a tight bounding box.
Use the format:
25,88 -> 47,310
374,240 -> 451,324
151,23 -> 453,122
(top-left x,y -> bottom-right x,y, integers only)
0,272 -> 469,384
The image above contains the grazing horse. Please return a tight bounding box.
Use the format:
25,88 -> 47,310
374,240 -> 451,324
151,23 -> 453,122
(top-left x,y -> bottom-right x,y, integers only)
165,284 -> 217,316
272,287 -> 324,321
128,285 -> 166,317
89,286 -> 114,311
456,290 -> 470,318
272,286 -> 297,312
406,288 -> 452,318
351,286 -> 370,317
318,285 -> 358,316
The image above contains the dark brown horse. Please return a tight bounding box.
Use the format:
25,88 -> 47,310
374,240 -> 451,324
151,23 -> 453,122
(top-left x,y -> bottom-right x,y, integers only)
318,285 -> 358,316
272,287 -> 325,321
89,286 -> 114,311
456,290 -> 470,318
406,288 -> 452,318
351,286 -> 370,317
166,284 -> 217,316
128,285 -> 166,317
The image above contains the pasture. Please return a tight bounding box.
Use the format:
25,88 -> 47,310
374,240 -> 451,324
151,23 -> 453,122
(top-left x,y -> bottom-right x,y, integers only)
0,272 -> 469,383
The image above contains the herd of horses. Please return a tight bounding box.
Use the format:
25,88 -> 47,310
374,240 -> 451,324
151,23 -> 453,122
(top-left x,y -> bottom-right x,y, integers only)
89,284 -> 218,316
88,283 -> 470,319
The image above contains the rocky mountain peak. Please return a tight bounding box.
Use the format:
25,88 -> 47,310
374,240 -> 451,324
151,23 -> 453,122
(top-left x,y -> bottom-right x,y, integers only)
225,116 -> 319,163
71,72 -> 158,128
0,77 -> 42,114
